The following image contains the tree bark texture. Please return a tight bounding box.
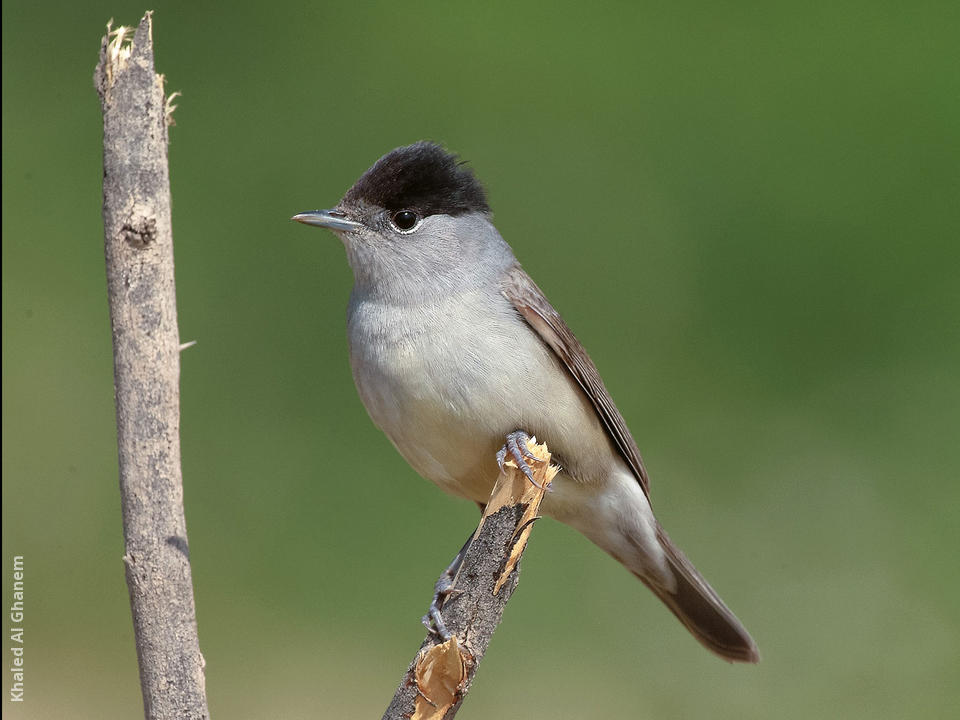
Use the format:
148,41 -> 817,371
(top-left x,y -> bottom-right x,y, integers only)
95,13 -> 208,720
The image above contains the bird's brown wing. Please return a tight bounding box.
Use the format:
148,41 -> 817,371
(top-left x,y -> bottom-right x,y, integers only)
500,263 -> 651,498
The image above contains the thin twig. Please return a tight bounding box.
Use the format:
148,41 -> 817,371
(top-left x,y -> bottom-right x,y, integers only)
383,438 -> 558,719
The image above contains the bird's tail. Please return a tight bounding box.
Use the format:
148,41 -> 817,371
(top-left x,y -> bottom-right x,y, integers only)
635,524 -> 760,663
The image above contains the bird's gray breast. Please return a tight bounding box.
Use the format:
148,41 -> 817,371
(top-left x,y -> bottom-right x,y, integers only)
346,279 -> 618,506
346,287 -> 542,497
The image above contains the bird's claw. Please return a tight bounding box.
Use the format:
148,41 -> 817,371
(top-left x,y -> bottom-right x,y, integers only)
497,430 -> 547,490
422,608 -> 451,640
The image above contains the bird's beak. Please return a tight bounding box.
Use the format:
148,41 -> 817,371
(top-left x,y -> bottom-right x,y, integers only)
291,209 -> 363,232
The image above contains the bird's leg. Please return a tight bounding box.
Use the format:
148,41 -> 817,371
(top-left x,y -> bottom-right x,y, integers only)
422,530 -> 475,639
497,429 -> 546,489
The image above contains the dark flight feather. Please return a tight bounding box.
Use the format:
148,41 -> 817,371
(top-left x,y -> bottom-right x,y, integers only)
343,141 -> 490,217
639,525 -> 761,662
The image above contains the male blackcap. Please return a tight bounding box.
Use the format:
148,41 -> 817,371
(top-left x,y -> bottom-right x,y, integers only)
293,142 -> 759,663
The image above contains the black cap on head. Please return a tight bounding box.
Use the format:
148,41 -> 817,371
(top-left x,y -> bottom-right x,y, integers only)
343,141 -> 490,217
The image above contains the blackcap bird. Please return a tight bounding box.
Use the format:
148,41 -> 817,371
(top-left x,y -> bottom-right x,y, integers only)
293,141 -> 759,663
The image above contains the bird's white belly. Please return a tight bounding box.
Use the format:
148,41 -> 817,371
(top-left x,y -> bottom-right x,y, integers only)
346,288 -> 666,585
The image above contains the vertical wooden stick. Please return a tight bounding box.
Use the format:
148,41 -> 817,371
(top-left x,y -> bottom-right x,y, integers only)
95,13 -> 208,720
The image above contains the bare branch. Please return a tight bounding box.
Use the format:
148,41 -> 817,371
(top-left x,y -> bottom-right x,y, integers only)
383,438 -> 558,719
95,13 -> 208,720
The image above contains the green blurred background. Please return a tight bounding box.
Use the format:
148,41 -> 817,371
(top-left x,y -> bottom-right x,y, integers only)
3,1 -> 959,717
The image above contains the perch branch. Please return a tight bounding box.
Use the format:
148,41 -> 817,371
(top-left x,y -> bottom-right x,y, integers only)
383,438 -> 558,719
95,13 -> 208,720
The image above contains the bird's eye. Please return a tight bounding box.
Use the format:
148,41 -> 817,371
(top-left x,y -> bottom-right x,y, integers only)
391,210 -> 419,232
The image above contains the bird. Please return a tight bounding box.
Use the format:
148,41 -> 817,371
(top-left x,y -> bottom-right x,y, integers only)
293,141 -> 759,663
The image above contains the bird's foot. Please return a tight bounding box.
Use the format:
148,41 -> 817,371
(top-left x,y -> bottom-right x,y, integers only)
422,574 -> 457,640
497,430 -> 547,490
421,532 -> 473,639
